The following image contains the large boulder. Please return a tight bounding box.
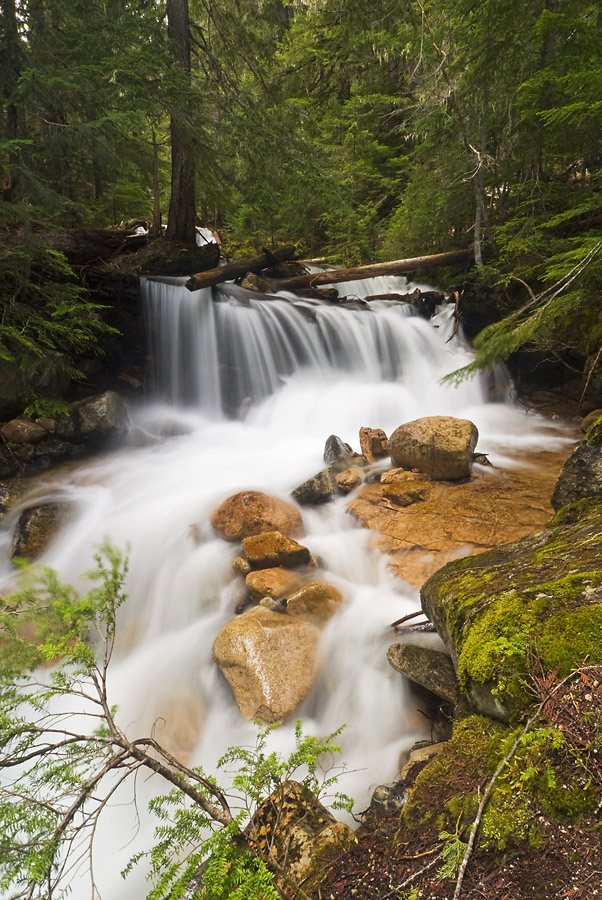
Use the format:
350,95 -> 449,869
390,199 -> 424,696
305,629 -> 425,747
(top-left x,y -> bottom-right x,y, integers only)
388,416 -> 478,481
387,642 -> 460,705
421,497 -> 602,720
211,490 -> 304,542
242,531 -> 311,569
212,607 -> 319,722
246,780 -> 355,896
551,417 -> 602,510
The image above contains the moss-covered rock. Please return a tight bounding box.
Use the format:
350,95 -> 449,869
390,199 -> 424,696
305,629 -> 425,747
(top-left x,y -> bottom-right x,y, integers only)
552,415 -> 602,509
421,498 -> 602,719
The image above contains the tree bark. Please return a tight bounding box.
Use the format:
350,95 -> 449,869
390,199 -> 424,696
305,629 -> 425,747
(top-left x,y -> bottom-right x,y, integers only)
165,0 -> 196,244
268,248 -> 474,291
185,245 -> 296,291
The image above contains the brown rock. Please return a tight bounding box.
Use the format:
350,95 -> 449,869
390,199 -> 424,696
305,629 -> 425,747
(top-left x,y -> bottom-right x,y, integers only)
212,607 -> 319,722
246,780 -> 355,894
581,409 -> 602,432
10,503 -> 71,559
359,426 -> 388,463
211,490 -> 304,542
388,416 -> 478,481
336,467 -> 364,494
387,642 -> 460,704
286,581 -> 344,626
1,419 -> 48,444
242,531 -> 311,569
246,567 -> 304,600
232,556 -> 252,577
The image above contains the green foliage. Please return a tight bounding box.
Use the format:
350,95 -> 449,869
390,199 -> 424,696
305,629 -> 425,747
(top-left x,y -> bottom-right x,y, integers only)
437,815 -> 467,880
0,545 -> 352,900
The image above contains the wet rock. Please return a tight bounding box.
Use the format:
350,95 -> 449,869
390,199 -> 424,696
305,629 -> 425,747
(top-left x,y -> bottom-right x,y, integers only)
388,416 -> 478,481
212,607 -> 319,722
211,490 -> 304,542
580,409 -> 602,432
369,782 -> 408,814
0,478 -> 32,522
1,419 -> 48,444
246,567 -> 304,600
242,530 -> 311,569
336,467 -> 364,494
552,420 -> 602,510
239,272 -> 274,294
286,581 -> 344,626
10,502 -> 71,559
359,426 -> 388,464
387,642 -> 460,705
232,556 -> 252,577
292,468 -> 338,505
323,434 -> 356,469
55,391 -> 128,444
246,780 -> 355,894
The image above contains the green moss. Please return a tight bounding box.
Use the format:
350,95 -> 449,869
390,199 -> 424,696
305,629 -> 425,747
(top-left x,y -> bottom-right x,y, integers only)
584,416 -> 602,446
539,606 -> 602,677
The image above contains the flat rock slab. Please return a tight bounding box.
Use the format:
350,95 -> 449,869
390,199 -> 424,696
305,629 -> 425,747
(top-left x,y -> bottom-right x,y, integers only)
347,449 -> 570,587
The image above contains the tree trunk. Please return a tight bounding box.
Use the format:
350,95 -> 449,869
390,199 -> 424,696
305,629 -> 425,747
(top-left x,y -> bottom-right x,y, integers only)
185,245 -> 296,291
0,0 -> 22,201
165,0 -> 196,244
151,130 -> 162,236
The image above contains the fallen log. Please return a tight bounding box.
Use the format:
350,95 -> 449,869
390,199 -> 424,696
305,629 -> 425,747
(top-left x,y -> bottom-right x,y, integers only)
269,247 -> 474,291
185,245 -> 295,292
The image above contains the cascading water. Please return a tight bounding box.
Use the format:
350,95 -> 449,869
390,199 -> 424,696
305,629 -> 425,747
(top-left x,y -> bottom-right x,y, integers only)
0,274 -> 570,898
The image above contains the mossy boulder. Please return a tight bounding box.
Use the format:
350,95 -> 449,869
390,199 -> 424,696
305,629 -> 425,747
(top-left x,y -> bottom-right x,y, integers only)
421,498 -> 602,719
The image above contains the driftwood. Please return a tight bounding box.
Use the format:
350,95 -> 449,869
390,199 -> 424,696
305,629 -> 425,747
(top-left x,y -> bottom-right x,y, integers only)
185,245 -> 296,291
269,248 -> 474,291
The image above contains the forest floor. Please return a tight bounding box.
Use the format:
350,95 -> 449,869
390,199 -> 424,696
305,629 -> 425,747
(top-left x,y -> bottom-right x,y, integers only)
319,668 -> 602,900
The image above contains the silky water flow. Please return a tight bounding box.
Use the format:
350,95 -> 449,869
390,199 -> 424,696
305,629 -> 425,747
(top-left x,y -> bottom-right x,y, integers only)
0,275 -> 571,898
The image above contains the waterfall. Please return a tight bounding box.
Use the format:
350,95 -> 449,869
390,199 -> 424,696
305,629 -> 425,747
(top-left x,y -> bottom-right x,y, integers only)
0,275 -> 569,899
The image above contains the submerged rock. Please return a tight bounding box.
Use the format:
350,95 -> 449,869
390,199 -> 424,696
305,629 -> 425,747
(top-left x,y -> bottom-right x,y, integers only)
211,490 -> 304,541
388,416 -> 478,481
212,607 -> 319,722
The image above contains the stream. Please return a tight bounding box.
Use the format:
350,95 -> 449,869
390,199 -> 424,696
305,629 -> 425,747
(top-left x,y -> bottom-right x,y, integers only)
0,273 -> 572,898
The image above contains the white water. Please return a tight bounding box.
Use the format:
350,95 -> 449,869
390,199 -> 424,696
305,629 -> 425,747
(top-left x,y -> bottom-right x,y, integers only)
0,275 -> 571,898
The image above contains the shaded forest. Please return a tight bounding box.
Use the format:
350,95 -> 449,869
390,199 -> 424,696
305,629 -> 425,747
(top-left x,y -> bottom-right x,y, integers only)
1,0 -> 602,410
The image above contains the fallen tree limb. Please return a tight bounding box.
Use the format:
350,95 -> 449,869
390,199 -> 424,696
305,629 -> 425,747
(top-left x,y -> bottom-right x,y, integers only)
185,245 -> 295,291
269,248 -> 474,291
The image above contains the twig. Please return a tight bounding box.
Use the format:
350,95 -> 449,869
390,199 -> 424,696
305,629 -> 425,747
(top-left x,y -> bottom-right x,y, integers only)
390,610 -> 425,628
381,851 -> 443,898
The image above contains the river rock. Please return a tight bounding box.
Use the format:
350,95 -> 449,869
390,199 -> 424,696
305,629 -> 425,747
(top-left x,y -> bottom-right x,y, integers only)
420,496 -> 602,720
212,607 -> 319,722
388,416 -> 478,480
369,782 -> 408,814
359,426 -> 388,463
55,391 -> 128,444
323,434 -> 357,470
240,272 -> 274,293
551,419 -> 602,510
0,419 -> 49,444
10,502 -> 71,559
580,409 -> 602,432
211,490 -> 304,541
336,467 -> 364,494
387,642 -> 460,705
292,468 -> 338,505
398,741 -> 448,782
232,556 -> 252,577
246,780 -> 355,894
242,531 -> 311,569
286,581 -> 344,626
246,567 -> 304,600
